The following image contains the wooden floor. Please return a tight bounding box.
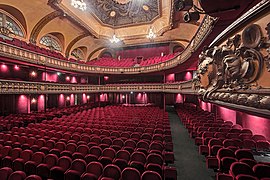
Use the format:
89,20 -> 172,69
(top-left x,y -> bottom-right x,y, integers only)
167,106 -> 215,180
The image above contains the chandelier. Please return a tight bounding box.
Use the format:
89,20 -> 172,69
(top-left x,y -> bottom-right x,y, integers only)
71,0 -> 87,11
146,27 -> 156,39
110,34 -> 120,43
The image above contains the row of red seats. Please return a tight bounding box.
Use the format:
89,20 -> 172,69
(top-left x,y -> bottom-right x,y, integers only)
0,105 -> 176,179
0,104 -> 92,131
176,104 -> 270,180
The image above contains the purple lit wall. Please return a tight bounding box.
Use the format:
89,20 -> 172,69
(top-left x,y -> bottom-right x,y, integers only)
216,106 -> 236,124
81,77 -> 88,84
58,94 -> 65,107
199,100 -> 212,112
0,64 -> 9,73
100,93 -> 108,102
17,95 -> 30,113
184,71 -> 193,81
42,72 -> 58,82
38,95 -> 45,112
71,76 -> 77,83
175,94 -> 184,103
166,74 -> 175,83
70,94 -> 75,105
241,114 -> 270,141
82,93 -> 87,104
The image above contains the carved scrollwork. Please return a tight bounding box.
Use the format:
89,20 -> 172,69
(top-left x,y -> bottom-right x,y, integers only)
196,22 -> 270,110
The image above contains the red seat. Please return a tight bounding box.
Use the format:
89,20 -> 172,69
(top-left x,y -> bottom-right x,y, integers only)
141,170 -> 162,180
121,167 -> 140,180
81,161 -> 103,180
36,154 -> 58,179
64,159 -> 87,180
102,164 -> 121,180
8,170 -> 27,180
0,167 -> 13,180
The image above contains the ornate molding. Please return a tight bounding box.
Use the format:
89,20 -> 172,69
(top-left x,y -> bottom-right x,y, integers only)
0,15 -> 216,74
29,11 -> 63,44
0,79 -> 198,95
197,20 -> 270,112
65,33 -> 90,58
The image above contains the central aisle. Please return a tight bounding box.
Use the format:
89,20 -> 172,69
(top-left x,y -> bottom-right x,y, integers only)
167,106 -> 215,180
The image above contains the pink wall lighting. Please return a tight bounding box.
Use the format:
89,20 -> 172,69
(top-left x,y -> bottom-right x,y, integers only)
82,93 -> 87,104
104,76 -> 109,81
14,65 -> 20,70
70,94 -> 75,105
176,93 -> 183,103
66,76 -> 70,81
1,64 -> 9,73
59,94 -> 65,107
199,100 -> 212,112
38,95 -> 45,112
217,106 -> 236,124
100,93 -> 108,102
17,95 -> 29,113
71,76 -> 77,83
166,73 -> 175,83
184,71 -> 193,81
241,114 -> 270,141
42,72 -> 58,82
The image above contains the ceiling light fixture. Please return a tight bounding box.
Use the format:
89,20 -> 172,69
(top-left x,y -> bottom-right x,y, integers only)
147,27 -> 156,39
110,34 -> 120,44
71,0 -> 87,11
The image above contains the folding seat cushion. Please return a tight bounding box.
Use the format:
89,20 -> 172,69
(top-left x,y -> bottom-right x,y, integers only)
64,159 -> 87,180
141,170 -> 162,180
121,167 -> 140,180
102,164 -> 121,180
239,134 -> 253,141
24,151 -> 45,175
50,156 -> 72,180
131,132 -> 141,141
45,140 -> 55,150
36,154 -> 58,179
163,166 -> 177,180
217,148 -> 237,172
102,148 -> 116,160
256,140 -> 270,151
146,163 -> 162,176
8,170 -> 27,180
229,162 -> 255,178
89,146 -> 102,158
153,134 -> 164,143
2,148 -> 22,168
98,156 -> 112,167
149,142 -> 164,154
253,164 -> 270,179
235,149 -> 254,160
243,139 -> 256,150
81,135 -> 91,144
0,146 -> 12,162
130,151 -> 147,164
252,135 -> 266,142
81,161 -> 103,180
24,175 -> 42,180
141,133 -> 152,142
147,153 -> 164,166
235,174 -> 259,180
116,150 -> 130,162
101,137 -> 113,146
91,137 -> 102,145
0,167 -> 13,180
13,149 -> 33,171
75,144 -> 89,157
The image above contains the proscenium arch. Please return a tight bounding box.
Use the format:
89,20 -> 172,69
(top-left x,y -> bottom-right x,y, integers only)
29,10 -> 62,44
65,33 -> 90,58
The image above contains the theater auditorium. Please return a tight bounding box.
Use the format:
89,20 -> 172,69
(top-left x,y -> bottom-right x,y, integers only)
0,0 -> 269,179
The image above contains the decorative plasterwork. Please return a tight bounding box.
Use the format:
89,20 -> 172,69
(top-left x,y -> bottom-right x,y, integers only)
196,21 -> 270,111
87,0 -> 160,28
0,15 -> 215,74
0,79 -> 198,95
29,11 -> 63,44
65,33 -> 90,57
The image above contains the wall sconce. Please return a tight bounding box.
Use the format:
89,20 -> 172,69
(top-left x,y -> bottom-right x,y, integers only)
31,98 -> 37,104
66,96 -> 70,101
31,71 -> 37,77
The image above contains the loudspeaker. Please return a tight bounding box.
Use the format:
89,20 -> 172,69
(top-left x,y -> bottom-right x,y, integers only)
183,11 -> 200,22
176,0 -> 193,11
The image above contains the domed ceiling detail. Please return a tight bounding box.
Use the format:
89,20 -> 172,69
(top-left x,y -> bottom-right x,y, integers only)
86,0 -> 160,27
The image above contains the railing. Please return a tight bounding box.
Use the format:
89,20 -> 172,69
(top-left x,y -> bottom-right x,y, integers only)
0,79 -> 199,94
0,16 -> 215,74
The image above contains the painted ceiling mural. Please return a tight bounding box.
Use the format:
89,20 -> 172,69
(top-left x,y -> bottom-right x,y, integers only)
86,0 -> 160,27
